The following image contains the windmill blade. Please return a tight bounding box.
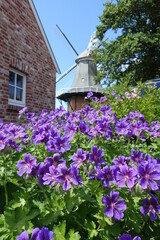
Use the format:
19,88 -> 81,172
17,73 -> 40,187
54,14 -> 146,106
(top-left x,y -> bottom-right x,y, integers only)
56,63 -> 77,83
56,24 -> 79,56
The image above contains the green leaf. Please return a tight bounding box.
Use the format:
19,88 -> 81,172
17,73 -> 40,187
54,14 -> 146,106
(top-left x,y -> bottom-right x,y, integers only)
53,221 -> 66,240
67,229 -> 81,240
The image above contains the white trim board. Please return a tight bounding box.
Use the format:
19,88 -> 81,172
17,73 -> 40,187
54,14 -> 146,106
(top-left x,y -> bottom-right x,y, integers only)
28,0 -> 61,74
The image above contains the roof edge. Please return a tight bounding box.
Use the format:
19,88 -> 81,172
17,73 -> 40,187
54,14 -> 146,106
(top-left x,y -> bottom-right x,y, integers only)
28,0 -> 61,74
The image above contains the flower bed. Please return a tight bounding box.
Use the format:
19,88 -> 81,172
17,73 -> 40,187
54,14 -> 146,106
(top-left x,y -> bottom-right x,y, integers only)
0,93 -> 160,239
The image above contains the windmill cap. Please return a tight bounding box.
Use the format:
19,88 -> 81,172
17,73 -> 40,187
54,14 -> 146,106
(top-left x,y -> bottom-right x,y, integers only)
75,49 -> 94,63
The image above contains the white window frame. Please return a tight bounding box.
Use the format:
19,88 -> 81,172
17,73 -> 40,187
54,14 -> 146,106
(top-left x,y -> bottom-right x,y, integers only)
8,68 -> 26,107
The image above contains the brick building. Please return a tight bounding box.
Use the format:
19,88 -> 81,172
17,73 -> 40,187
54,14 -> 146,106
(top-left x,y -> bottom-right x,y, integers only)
0,0 -> 60,123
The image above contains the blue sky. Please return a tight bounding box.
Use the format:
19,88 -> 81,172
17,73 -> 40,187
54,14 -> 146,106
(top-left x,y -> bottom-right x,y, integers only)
33,0 -> 107,107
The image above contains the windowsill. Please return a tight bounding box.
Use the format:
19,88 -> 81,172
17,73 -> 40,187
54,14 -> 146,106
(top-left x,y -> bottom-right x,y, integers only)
8,100 -> 25,108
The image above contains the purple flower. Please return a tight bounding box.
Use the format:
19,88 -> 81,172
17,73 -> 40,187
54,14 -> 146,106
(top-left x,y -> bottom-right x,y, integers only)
119,233 -> 141,240
116,165 -> 137,189
56,165 -> 82,191
55,106 -> 66,117
112,155 -> 130,167
130,121 -> 144,137
64,123 -> 77,140
100,106 -> 113,116
43,166 -> 58,188
88,167 -> 102,180
54,136 -> 71,153
97,166 -> 114,188
115,120 -> 130,136
129,111 -> 145,121
0,120 -> 3,129
99,96 -> 108,103
140,196 -> 160,221
79,121 -> 89,134
31,227 -> 54,240
89,146 -> 105,168
111,90 -> 116,96
44,154 -> 65,168
87,91 -> 93,98
37,162 -> 50,185
0,132 -> 7,150
138,161 -> 160,190
16,153 -> 37,176
88,125 -> 100,138
71,148 -> 88,168
92,96 -> 98,102
131,149 -> 144,164
102,191 -> 126,220
17,231 -> 29,240
98,118 -> 113,139
8,139 -> 22,152
18,106 -> 28,115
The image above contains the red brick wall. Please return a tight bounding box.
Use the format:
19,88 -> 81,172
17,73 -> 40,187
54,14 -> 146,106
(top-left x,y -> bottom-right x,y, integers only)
0,0 -> 57,123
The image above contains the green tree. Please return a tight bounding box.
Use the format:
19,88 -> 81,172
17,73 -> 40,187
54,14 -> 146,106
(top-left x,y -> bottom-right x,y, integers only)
93,0 -> 160,86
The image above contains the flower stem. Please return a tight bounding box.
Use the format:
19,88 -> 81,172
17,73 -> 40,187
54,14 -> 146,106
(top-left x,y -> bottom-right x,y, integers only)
4,183 -> 8,206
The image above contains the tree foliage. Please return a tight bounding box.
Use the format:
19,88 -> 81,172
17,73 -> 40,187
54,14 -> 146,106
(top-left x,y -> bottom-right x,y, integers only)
93,0 -> 160,86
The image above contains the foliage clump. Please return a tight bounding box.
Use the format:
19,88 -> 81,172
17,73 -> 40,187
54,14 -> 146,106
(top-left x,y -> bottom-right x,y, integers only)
93,0 -> 160,86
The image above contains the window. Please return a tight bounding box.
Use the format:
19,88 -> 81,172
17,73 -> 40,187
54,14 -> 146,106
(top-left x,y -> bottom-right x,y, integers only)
8,69 -> 26,107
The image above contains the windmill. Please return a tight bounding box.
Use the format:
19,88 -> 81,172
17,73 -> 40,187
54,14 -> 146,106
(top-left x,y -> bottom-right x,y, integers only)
56,25 -> 103,111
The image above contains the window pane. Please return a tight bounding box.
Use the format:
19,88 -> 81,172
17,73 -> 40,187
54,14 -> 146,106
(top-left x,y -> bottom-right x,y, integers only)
9,71 -> 15,85
9,86 -> 15,99
16,88 -> 23,101
17,74 -> 23,88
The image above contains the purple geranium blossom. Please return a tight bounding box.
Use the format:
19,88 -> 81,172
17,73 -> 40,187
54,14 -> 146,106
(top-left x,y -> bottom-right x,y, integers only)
116,165 -> 137,189
64,123 -> 77,140
100,106 -> 113,116
16,153 -> 37,176
97,166 -> 114,188
88,125 -> 101,138
54,136 -> 71,153
119,233 -> 141,240
18,106 -> 28,115
131,149 -> 144,164
79,121 -> 89,134
7,139 -> 22,152
115,120 -> 130,136
129,111 -> 144,121
0,119 -> 3,129
130,121 -> 144,137
99,96 -> 108,103
138,161 -> 160,190
56,165 -> 82,191
0,132 -> 7,150
89,146 -> 105,168
88,167 -> 102,180
17,230 -> 29,240
71,148 -> 88,168
31,227 -> 54,240
36,162 -> 50,185
43,166 -> 58,188
140,195 -> 160,221
87,91 -> 93,98
112,155 -> 130,167
149,121 -> 160,137
102,191 -> 126,220
98,118 -> 113,139
55,106 -> 66,117
44,154 -> 65,168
